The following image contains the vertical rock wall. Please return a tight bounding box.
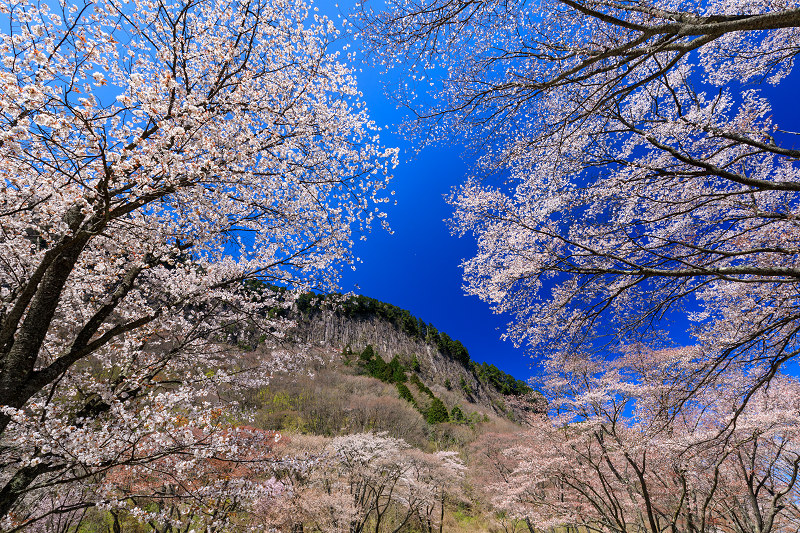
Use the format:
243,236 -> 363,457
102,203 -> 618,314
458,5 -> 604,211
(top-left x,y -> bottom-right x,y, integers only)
290,311 -> 500,408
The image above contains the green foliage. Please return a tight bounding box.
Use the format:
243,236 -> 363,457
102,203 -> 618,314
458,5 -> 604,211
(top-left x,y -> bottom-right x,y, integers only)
460,376 -> 472,396
415,317 -> 427,339
463,410 -> 487,427
425,323 -> 438,342
359,347 -> 410,386
366,354 -> 387,379
253,387 -> 311,432
436,331 -> 470,366
453,507 -> 478,526
295,291 -> 317,315
386,355 -> 407,383
425,397 -> 450,424
470,361 -> 533,396
396,383 -> 416,406
398,367 -> 454,425
444,378 -> 451,390
356,347 -> 453,426
400,310 -> 417,336
360,344 -> 376,362
410,354 -> 420,372
410,373 -> 434,398
450,405 -> 465,423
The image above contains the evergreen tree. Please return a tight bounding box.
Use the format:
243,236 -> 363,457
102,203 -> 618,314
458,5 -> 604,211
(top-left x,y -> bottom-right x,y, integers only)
397,383 -> 416,406
360,344 -> 376,362
366,355 -> 387,379
411,374 -> 434,398
387,356 -> 407,383
426,398 -> 450,424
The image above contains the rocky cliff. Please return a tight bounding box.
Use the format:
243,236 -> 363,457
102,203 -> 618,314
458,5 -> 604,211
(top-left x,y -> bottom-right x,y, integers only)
289,307 -> 546,422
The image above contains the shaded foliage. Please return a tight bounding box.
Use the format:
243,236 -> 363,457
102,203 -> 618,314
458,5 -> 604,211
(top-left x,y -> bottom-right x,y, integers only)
470,362 -> 532,397
397,383 -> 417,406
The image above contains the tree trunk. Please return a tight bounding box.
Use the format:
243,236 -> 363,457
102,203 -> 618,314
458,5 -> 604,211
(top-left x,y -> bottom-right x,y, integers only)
0,462 -> 58,518
438,491 -> 445,533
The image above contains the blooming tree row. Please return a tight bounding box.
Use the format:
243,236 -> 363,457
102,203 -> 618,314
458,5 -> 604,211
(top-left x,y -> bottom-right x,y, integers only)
264,432 -> 465,533
472,350 -> 800,533
25,425 -> 287,532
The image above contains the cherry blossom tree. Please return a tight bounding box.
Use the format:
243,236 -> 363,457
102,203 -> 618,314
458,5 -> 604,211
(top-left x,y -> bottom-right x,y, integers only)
0,0 -> 396,525
477,349 -> 800,533
318,432 -> 464,533
21,426 -> 287,532
357,0 -> 800,395
266,432 -> 465,533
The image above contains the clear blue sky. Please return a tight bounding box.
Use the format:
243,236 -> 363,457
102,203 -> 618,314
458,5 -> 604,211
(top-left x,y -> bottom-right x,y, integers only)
327,11 -> 536,383
325,1 -> 800,384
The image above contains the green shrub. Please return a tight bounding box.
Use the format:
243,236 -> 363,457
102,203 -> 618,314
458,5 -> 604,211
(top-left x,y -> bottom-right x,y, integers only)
425,397 -> 450,424
460,376 -> 472,395
397,383 -> 416,406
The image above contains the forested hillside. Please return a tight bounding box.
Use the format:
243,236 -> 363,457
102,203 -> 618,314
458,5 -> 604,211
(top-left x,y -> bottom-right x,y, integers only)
251,291 -> 548,432
293,292 -> 540,405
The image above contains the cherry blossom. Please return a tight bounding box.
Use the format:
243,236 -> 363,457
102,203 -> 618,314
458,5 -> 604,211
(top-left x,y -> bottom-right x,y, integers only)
475,350 -> 800,533
264,432 -> 465,533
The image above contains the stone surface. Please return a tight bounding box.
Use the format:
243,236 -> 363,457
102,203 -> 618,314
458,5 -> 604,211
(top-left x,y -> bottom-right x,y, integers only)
289,310 -> 545,421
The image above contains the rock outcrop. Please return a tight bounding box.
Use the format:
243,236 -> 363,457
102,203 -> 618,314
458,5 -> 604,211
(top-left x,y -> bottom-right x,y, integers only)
289,310 -> 545,422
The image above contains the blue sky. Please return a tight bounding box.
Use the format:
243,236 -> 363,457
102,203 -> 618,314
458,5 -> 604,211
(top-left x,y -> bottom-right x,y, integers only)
332,21 -> 536,383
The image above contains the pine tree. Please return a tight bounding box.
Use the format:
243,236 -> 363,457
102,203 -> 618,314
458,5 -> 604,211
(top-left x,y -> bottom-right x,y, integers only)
426,398 -> 450,424
397,383 -> 416,406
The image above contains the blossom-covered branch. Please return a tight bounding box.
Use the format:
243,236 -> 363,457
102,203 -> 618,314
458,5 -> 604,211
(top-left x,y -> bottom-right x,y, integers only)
358,0 -> 800,391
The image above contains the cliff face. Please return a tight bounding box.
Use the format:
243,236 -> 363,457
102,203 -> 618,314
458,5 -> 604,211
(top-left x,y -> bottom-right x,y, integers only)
289,310 -> 545,421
